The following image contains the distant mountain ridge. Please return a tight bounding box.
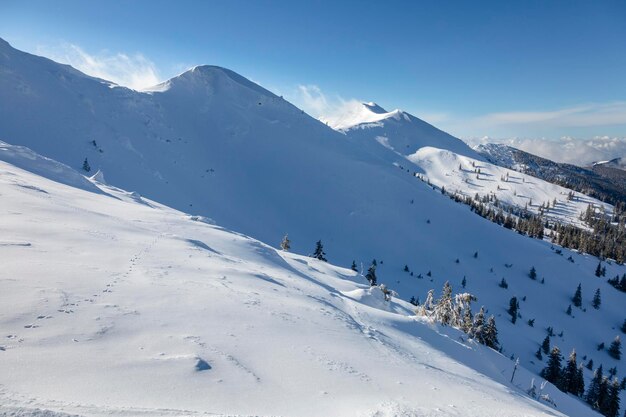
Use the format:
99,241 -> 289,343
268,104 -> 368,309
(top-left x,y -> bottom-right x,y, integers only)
476,143 -> 626,205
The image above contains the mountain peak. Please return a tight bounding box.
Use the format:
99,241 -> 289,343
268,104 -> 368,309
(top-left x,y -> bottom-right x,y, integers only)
145,64 -> 276,99
362,102 -> 388,114
320,101 -> 402,130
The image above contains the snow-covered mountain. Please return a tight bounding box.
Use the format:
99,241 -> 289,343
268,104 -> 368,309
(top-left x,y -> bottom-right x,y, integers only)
322,101 -> 480,159
0,141 -> 609,417
330,103 -> 614,228
1,39 -> 625,417
593,157 -> 626,172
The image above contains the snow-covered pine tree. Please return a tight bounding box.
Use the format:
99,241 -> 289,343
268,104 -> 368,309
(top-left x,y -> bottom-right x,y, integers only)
471,307 -> 486,344
586,365 -> 604,409
603,378 -> 621,417
541,346 -> 563,386
461,307 -> 473,334
417,289 -> 435,317
365,260 -> 377,286
561,349 -> 580,394
433,281 -> 454,326
82,157 -> 91,172
280,234 -> 291,251
484,316 -> 499,349
597,376 -> 610,416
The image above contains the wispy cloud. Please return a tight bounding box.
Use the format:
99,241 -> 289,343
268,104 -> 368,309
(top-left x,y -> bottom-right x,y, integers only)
289,84 -> 363,121
443,102 -> 626,164
36,43 -> 161,90
467,135 -> 626,165
474,102 -> 626,128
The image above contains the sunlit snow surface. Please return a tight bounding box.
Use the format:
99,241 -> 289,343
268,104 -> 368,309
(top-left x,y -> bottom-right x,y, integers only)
0,142 -> 596,417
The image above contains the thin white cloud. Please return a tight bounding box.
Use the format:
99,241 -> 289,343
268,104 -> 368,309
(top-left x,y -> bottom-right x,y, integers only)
468,102 -> 626,129
36,43 -> 161,90
290,84 -> 363,121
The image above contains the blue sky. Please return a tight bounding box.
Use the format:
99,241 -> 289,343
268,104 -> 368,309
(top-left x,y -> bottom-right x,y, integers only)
2,0 -> 626,149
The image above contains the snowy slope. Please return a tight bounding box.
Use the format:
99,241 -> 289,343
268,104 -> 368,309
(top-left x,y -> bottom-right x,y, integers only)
1,40 -> 626,417
327,104 -> 614,228
408,146 -> 613,228
0,142 -> 587,417
475,143 -> 626,206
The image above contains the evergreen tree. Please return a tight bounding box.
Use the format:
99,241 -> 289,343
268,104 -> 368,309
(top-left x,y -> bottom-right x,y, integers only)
279,234 -> 291,251
562,349 -> 579,394
572,283 -> 582,307
350,260 -> 357,272
535,347 -> 543,360
471,307 -> 486,344
461,276 -> 467,288
529,266 -> 537,280
566,304 -> 572,316
365,260 -> 377,286
484,316 -> 499,349
499,278 -> 508,289
508,296 -> 518,324
622,319 -> 626,334
576,364 -> 586,397
587,359 -> 594,370
586,365 -> 604,409
433,281 -> 454,326
541,346 -> 563,386
312,240 -> 327,261
82,157 -> 91,172
593,288 -> 602,309
461,307 -> 473,333
403,264 -> 409,272
596,262 -> 603,277
604,378 -> 621,417
608,336 -> 621,360
597,376 -> 610,416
